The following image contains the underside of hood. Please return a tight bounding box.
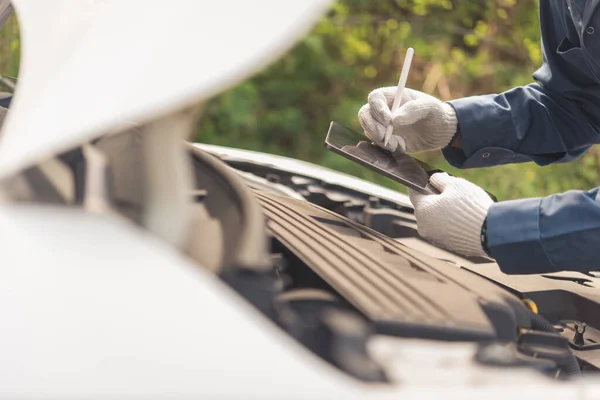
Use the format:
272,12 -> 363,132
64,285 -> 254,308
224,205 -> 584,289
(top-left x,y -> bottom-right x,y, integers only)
0,0 -> 332,180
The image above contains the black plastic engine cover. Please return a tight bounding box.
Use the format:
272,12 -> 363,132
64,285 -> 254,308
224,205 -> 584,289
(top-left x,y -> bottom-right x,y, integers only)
255,191 -> 530,342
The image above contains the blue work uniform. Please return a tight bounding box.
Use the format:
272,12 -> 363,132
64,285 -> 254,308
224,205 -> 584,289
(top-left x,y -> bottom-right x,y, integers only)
442,0 -> 600,274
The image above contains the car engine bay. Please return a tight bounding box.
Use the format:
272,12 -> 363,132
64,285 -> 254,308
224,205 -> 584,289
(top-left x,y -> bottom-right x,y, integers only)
189,144 -> 600,382
4,129 -> 599,384
4,0 -> 599,393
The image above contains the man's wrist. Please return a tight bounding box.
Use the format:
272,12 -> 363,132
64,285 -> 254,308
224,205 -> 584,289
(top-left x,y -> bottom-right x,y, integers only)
443,102 -> 462,150
480,216 -> 492,257
449,122 -> 462,149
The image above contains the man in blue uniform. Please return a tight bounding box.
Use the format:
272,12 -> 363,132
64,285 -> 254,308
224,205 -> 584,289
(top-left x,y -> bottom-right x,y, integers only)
359,1 -> 600,274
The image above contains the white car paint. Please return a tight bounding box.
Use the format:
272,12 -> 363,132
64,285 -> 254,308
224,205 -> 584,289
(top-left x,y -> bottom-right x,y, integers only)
0,205 -> 596,399
0,205 -> 360,399
195,143 -> 413,208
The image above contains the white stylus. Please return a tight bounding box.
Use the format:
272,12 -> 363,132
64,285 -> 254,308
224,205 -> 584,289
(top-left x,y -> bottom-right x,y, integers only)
384,47 -> 414,149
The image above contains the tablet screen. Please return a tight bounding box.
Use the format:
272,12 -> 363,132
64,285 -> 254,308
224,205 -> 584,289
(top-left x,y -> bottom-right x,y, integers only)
325,121 -> 441,195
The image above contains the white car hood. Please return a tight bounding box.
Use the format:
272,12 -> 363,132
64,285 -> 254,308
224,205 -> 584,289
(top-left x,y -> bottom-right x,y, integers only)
0,0 -> 332,179
195,143 -> 413,208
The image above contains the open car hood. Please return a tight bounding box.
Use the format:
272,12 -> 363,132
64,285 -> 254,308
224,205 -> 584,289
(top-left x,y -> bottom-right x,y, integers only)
195,143 -> 413,209
0,0 -> 332,179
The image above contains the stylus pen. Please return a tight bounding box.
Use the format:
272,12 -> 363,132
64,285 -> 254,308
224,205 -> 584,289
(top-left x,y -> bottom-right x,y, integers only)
384,47 -> 414,149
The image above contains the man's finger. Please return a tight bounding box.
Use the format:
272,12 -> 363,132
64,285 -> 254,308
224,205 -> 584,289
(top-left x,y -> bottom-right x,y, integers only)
359,105 -> 401,152
376,135 -> 399,152
359,104 -> 386,143
367,89 -> 393,125
395,136 -> 407,152
428,172 -> 452,192
391,100 -> 429,126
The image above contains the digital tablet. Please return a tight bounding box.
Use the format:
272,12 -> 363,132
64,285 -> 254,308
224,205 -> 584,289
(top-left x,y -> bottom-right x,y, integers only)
325,121 -> 497,200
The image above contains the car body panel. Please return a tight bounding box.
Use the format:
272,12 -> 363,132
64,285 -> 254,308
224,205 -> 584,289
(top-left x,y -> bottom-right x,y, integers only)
0,205 -> 596,398
195,143 -> 413,209
0,204 -> 362,399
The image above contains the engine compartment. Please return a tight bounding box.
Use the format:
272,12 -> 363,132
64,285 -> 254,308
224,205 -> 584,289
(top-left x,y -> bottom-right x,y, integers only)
189,145 -> 600,381
11,136 -> 597,383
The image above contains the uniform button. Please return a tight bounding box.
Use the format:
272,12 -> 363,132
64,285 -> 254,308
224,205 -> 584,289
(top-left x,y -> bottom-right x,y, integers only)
482,152 -> 490,159
586,26 -> 595,35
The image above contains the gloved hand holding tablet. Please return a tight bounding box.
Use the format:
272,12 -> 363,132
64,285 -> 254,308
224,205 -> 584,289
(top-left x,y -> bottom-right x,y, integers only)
324,121 -> 497,201
325,121 -> 441,195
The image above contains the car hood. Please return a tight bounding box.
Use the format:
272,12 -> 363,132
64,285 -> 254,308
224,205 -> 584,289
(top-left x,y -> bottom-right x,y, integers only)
195,143 -> 413,209
0,0 -> 332,180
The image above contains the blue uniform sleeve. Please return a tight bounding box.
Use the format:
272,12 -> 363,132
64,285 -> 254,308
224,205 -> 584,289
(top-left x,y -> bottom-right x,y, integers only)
487,188 -> 600,274
442,0 -> 600,169
442,1 -> 600,274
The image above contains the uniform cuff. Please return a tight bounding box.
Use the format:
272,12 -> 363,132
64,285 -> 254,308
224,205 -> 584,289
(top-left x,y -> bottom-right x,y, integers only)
487,198 -> 557,275
443,96 -> 530,169
450,95 -> 516,154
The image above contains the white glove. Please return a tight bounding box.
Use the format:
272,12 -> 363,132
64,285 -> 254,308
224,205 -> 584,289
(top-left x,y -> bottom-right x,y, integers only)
358,87 -> 458,153
408,173 -> 493,258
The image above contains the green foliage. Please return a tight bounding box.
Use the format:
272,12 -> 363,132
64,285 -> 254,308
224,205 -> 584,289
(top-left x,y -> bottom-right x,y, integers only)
1,2 -> 597,201
0,13 -> 19,77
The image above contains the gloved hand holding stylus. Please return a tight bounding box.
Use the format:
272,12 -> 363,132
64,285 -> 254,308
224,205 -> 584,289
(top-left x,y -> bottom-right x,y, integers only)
357,48 -> 490,259
357,48 -> 458,154
358,82 -> 492,258
358,87 -> 458,154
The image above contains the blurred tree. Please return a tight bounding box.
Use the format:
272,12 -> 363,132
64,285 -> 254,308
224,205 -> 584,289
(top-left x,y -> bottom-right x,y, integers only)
0,12 -> 19,77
